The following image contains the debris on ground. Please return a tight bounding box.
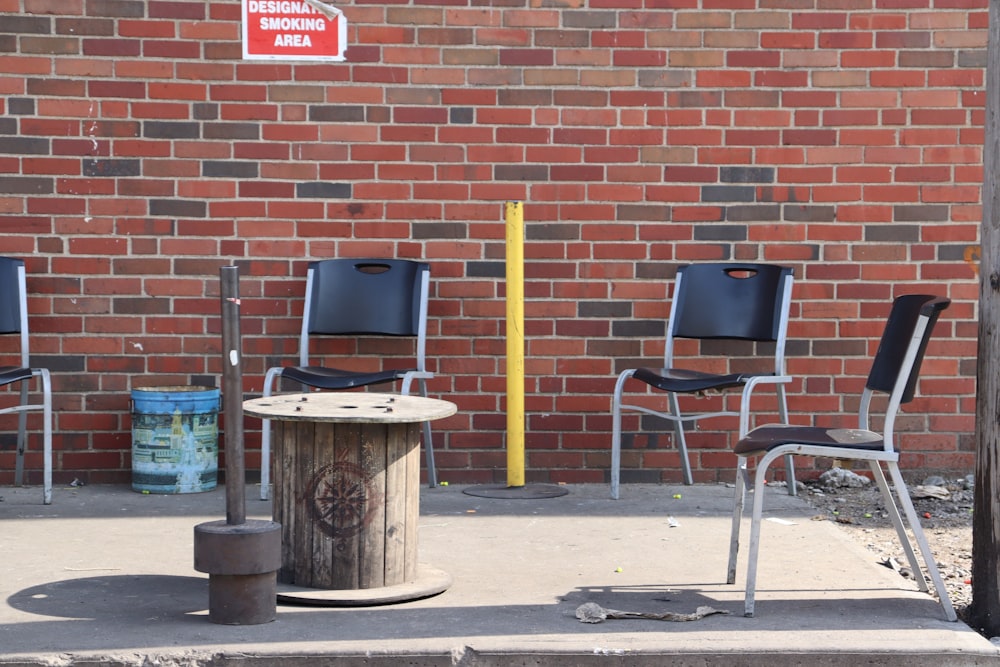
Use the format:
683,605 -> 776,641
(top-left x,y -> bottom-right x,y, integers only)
575,602 -> 729,624
818,467 -> 871,489
801,470 -> 973,615
912,485 -> 950,500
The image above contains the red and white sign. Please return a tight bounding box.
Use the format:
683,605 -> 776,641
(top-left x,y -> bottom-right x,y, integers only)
243,0 -> 347,61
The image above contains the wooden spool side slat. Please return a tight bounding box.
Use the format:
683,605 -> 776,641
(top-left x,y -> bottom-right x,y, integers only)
383,422 -> 408,586
404,422 -> 420,582
311,420 -> 336,588
330,421 -> 363,589
360,422 -> 388,589
274,421 -> 295,585
295,420 -> 316,587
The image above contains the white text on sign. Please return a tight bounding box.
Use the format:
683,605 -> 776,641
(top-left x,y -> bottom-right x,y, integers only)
242,0 -> 346,61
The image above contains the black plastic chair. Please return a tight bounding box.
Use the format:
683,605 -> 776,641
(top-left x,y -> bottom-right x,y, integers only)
0,257 -> 52,504
727,294 -> 955,620
610,263 -> 795,499
259,259 -> 436,500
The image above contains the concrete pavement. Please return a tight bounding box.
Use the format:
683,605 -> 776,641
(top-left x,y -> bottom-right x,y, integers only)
0,482 -> 997,666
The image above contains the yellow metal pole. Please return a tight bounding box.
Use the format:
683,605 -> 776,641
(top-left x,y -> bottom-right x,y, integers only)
461,202 -> 564,499
505,201 -> 525,488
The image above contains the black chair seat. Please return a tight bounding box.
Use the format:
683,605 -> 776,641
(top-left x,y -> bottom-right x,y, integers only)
0,365 -> 33,386
633,367 -> 764,394
734,423 -> 885,455
280,365 -> 412,390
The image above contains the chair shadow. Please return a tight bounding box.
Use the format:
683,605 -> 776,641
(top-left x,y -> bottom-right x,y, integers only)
561,581 -> 952,630
563,582 -> 740,620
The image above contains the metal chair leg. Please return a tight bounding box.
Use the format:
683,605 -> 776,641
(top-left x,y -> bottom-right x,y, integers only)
418,378 -> 436,488
869,461 -> 927,592
609,370 -> 632,499
14,383 -> 27,486
727,456 -> 749,584
886,462 -> 956,621
40,369 -> 52,505
668,392 -> 694,485
776,384 -> 796,497
743,458 -> 771,617
259,367 -> 282,501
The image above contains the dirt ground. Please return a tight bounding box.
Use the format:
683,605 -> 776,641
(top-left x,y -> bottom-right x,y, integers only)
795,468 -> 975,624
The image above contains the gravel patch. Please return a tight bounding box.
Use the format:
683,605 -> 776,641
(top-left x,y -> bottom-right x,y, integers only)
796,469 -> 974,616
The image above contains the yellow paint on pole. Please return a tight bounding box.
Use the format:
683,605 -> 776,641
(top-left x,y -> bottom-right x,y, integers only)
505,201 -> 525,488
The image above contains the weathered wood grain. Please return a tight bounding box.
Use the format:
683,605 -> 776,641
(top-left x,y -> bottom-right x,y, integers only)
244,392 -> 456,423
256,393 -> 454,591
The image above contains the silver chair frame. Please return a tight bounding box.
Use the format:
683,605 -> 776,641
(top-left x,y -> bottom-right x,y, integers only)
610,267 -> 795,499
728,300 -> 956,621
259,264 -> 435,500
3,262 -> 53,504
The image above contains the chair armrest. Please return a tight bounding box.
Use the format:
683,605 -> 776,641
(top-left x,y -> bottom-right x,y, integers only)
738,375 -> 793,437
400,370 -> 435,395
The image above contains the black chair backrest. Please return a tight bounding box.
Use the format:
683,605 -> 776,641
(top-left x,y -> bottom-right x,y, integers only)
0,257 -> 24,335
672,263 -> 792,341
866,294 -> 950,403
306,258 -> 427,337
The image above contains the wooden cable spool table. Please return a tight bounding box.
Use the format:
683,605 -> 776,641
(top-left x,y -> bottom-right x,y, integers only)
243,392 -> 457,606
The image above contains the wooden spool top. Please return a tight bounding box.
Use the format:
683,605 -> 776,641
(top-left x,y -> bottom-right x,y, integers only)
243,392 -> 457,424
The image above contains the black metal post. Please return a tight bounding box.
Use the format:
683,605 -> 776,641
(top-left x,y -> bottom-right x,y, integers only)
220,265 -> 246,526
193,265 -> 281,625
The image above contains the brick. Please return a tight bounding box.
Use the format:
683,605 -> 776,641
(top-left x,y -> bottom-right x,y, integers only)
499,48 -> 554,66
201,160 -> 258,178
143,121 -> 200,139
0,136 -> 50,155
203,123 -> 259,140
721,166 -> 775,183
118,18 -> 174,38
82,37 -> 141,56
24,78 -> 84,100
0,177 -> 53,194
88,81 -> 146,101
702,185 -> 755,202
82,159 -> 140,177
563,11 -> 616,29
388,106 -> 446,125
0,16 -> 53,33
86,0 -> 144,16
20,36 -> 80,55
149,199 -> 207,218
444,107 -> 472,124
296,182 -> 352,199
875,28 -> 933,49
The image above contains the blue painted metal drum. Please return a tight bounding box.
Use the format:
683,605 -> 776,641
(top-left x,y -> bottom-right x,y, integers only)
131,386 -> 220,494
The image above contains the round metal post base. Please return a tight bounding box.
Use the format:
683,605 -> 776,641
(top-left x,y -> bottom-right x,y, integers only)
208,573 -> 277,625
463,483 -> 569,499
194,519 -> 282,625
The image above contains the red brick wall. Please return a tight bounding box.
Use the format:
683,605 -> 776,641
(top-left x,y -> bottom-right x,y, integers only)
0,0 -> 984,488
